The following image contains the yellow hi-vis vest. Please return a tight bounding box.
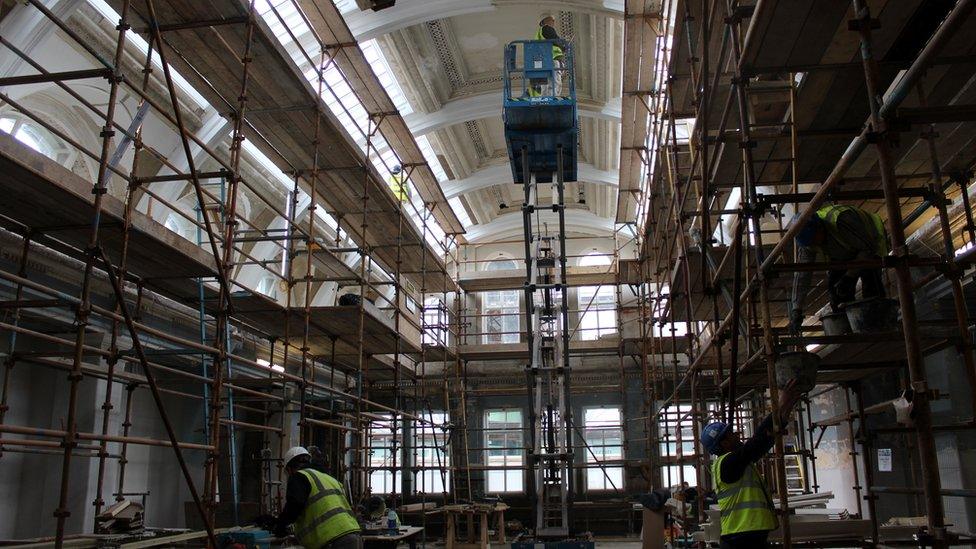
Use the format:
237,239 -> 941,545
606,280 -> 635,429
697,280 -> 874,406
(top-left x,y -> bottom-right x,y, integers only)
535,26 -> 563,60
816,204 -> 888,257
389,173 -> 408,202
712,453 -> 778,536
293,469 -> 360,548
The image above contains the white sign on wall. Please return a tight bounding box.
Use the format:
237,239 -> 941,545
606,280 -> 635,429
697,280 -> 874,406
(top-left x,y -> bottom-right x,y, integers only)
878,448 -> 892,472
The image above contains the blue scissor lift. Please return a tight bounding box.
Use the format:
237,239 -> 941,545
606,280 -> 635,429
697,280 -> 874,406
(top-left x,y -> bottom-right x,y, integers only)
503,39 -> 579,540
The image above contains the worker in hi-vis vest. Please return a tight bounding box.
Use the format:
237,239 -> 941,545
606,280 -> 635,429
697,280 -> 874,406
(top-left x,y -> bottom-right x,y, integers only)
529,14 -> 566,97
790,204 -> 889,333
389,165 -> 409,203
272,446 -> 362,549
699,379 -> 802,549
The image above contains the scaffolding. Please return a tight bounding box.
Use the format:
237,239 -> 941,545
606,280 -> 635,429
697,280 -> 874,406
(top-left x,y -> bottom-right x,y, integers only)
0,0 -> 462,546
626,0 -> 976,546
8,0 -> 976,546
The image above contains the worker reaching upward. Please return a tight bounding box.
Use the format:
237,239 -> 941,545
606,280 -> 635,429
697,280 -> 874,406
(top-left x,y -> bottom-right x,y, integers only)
790,204 -> 889,333
700,380 -> 802,549
272,446 -> 362,549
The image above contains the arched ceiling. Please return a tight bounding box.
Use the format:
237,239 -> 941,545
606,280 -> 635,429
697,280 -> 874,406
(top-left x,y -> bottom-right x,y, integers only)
464,209 -> 616,242
402,93 -> 621,137
341,0 -> 624,42
442,162 -> 618,199
358,0 -> 624,242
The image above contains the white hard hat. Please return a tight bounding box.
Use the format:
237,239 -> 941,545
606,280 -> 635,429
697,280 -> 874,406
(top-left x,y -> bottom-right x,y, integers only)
283,446 -> 310,467
539,13 -> 554,25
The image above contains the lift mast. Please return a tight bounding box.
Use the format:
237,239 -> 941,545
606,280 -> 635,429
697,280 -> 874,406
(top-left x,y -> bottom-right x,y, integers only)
503,38 -> 578,538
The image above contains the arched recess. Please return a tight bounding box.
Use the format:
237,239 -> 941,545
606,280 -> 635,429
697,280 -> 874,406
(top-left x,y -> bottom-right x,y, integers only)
0,90 -> 100,185
481,254 -> 520,344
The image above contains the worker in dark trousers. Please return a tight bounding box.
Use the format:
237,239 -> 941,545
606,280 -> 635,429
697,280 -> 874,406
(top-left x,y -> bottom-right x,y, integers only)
700,380 -> 802,549
790,204 -> 889,333
273,446 -> 362,549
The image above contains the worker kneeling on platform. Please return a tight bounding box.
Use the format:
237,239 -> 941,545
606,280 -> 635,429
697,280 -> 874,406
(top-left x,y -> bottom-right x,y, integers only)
790,204 -> 889,333
700,380 -> 802,549
272,446 -> 362,549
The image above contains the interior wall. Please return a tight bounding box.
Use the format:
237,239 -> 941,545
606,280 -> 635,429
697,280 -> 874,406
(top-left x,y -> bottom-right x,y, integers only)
0,346 -> 211,539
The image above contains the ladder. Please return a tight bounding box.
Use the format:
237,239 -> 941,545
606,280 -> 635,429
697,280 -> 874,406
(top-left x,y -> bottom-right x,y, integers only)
782,434 -> 807,495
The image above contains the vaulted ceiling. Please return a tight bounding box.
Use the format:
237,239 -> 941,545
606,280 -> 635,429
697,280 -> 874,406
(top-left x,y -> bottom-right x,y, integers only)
352,0 -> 625,242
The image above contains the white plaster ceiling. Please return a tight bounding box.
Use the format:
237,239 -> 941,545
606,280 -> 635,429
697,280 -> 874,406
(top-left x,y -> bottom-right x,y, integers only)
365,1 -> 624,242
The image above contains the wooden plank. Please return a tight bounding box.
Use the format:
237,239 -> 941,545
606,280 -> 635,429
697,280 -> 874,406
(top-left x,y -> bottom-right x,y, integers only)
458,338 -> 621,360
458,265 -> 618,292
0,133 -> 216,292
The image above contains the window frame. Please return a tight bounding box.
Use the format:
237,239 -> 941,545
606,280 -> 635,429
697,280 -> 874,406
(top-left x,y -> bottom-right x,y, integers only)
484,408 -> 524,494
423,296 -> 449,346
482,257 -> 520,344
367,414 -> 402,495
412,411 -> 450,495
582,405 -> 624,492
577,284 -> 617,341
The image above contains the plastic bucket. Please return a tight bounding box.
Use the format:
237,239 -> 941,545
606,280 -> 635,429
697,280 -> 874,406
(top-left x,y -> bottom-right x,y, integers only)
775,351 -> 821,393
846,297 -> 899,334
819,311 -> 851,336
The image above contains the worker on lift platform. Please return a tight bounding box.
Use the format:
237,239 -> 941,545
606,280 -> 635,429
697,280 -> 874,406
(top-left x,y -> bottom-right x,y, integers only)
700,380 -> 802,549
271,446 -> 362,549
790,204 -> 889,333
502,30 -> 578,184
530,14 -> 565,97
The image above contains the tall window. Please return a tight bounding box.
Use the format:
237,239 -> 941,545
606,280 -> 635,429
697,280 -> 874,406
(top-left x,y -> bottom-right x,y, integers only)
423,296 -> 448,346
578,285 -> 616,340
577,254 -> 616,341
414,412 -> 450,494
657,404 -> 700,487
483,258 -> 519,344
485,409 -> 524,493
583,407 -> 624,491
367,414 -> 402,494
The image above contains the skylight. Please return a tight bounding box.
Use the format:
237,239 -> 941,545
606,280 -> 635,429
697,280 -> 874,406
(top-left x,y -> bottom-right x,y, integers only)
257,0 -> 459,255
361,39 -> 412,115
242,137 -> 352,253
333,0 -> 359,15
449,197 -> 473,229
87,0 -> 208,109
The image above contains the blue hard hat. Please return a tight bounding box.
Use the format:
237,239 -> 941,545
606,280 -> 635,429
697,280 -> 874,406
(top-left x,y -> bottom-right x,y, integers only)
700,421 -> 732,455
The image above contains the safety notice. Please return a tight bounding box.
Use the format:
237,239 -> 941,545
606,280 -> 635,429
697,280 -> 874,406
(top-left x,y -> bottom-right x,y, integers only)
878,448 -> 892,472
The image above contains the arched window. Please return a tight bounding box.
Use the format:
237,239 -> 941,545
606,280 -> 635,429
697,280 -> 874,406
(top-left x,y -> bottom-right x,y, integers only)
577,253 -> 616,341
164,212 -> 196,242
256,275 -> 278,299
578,252 -> 611,267
483,257 -> 519,344
0,114 -> 75,166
